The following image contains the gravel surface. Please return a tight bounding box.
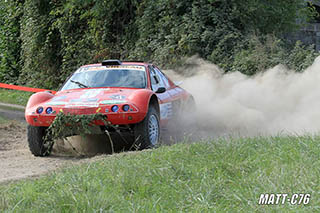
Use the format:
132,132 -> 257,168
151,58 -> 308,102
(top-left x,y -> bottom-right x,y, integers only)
0,121 -> 114,183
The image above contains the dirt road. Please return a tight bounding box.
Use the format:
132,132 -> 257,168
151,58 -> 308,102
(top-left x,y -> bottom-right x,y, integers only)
0,121 -> 113,183
0,121 -> 182,184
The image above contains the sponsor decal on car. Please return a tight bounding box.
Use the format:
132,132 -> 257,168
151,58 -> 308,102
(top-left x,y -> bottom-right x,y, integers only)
105,65 -> 145,70
45,101 -> 67,106
80,89 -> 103,99
86,67 -> 107,71
69,98 -> 98,103
77,65 -> 145,73
109,95 -> 126,100
77,67 -> 107,73
160,102 -> 173,119
64,103 -> 100,108
100,100 -> 127,105
51,96 -> 67,101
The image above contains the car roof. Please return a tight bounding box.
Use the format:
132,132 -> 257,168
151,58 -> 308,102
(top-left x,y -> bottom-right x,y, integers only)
80,61 -> 149,68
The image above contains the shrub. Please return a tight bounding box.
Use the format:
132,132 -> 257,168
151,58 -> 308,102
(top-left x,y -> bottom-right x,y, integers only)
285,41 -> 320,72
229,35 -> 319,75
231,34 -> 285,75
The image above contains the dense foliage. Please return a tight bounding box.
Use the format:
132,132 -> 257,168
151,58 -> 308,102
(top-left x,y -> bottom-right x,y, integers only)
46,112 -> 108,141
0,0 -> 23,84
0,0 -> 318,89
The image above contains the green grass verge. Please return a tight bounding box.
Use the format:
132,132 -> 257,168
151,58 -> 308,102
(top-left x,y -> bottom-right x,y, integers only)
0,136 -> 319,212
0,116 -> 7,124
0,88 -> 32,106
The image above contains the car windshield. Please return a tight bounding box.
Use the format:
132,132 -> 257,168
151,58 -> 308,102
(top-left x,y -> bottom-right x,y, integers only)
60,65 -> 147,91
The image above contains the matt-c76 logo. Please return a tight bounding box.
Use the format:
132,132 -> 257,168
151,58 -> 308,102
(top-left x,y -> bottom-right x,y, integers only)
258,193 -> 311,205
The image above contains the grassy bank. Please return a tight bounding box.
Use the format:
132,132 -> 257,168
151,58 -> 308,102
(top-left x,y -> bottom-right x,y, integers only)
0,89 -> 32,106
0,136 -> 319,212
0,116 -> 7,124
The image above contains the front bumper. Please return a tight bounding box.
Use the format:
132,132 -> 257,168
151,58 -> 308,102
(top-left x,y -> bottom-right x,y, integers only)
25,105 -> 146,127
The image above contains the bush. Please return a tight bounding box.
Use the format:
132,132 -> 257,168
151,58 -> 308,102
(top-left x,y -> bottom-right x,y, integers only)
231,35 -> 285,75
230,35 -> 319,75
285,41 -> 320,72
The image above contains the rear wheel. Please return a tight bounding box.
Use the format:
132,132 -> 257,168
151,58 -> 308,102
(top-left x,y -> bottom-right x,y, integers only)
134,105 -> 160,149
27,125 -> 53,156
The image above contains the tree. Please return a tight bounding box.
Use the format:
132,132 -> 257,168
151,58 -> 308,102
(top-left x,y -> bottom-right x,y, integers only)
19,0 -> 62,88
0,0 -> 316,87
0,0 -> 23,83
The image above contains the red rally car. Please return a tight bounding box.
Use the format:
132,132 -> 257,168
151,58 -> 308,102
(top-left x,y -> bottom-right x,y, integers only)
25,60 -> 194,156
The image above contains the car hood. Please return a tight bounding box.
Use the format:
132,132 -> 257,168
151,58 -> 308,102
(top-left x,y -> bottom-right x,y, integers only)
43,87 -> 140,107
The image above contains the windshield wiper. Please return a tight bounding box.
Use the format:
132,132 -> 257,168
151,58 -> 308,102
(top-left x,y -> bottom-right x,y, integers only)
70,80 -> 89,88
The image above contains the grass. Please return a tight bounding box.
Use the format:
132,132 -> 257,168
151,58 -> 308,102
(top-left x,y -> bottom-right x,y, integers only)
0,136 -> 319,212
0,88 -> 33,106
0,116 -> 7,124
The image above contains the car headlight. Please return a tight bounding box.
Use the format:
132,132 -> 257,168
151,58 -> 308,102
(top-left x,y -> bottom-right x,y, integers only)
122,104 -> 130,112
111,105 -> 119,112
36,107 -> 44,114
46,107 -> 53,114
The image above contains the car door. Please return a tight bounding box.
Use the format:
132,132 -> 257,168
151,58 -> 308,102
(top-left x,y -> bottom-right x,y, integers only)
149,66 -> 173,124
153,66 -> 190,118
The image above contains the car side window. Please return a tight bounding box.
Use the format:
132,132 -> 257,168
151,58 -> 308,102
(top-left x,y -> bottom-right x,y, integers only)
154,67 -> 170,88
149,66 -> 165,91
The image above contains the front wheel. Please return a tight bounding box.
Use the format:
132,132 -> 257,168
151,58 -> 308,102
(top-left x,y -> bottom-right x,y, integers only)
27,125 -> 53,156
134,105 -> 160,149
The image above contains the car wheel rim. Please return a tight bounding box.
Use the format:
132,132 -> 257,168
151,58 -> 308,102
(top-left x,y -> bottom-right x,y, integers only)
148,114 -> 159,146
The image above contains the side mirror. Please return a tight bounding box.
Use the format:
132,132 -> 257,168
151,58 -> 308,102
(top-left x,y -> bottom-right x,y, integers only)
155,87 -> 166,94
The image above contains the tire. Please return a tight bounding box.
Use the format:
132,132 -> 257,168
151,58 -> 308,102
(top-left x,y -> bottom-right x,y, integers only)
134,105 -> 160,149
27,125 -> 53,156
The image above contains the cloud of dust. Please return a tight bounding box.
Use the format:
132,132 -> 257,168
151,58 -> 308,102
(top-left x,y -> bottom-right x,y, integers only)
165,56 -> 320,137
